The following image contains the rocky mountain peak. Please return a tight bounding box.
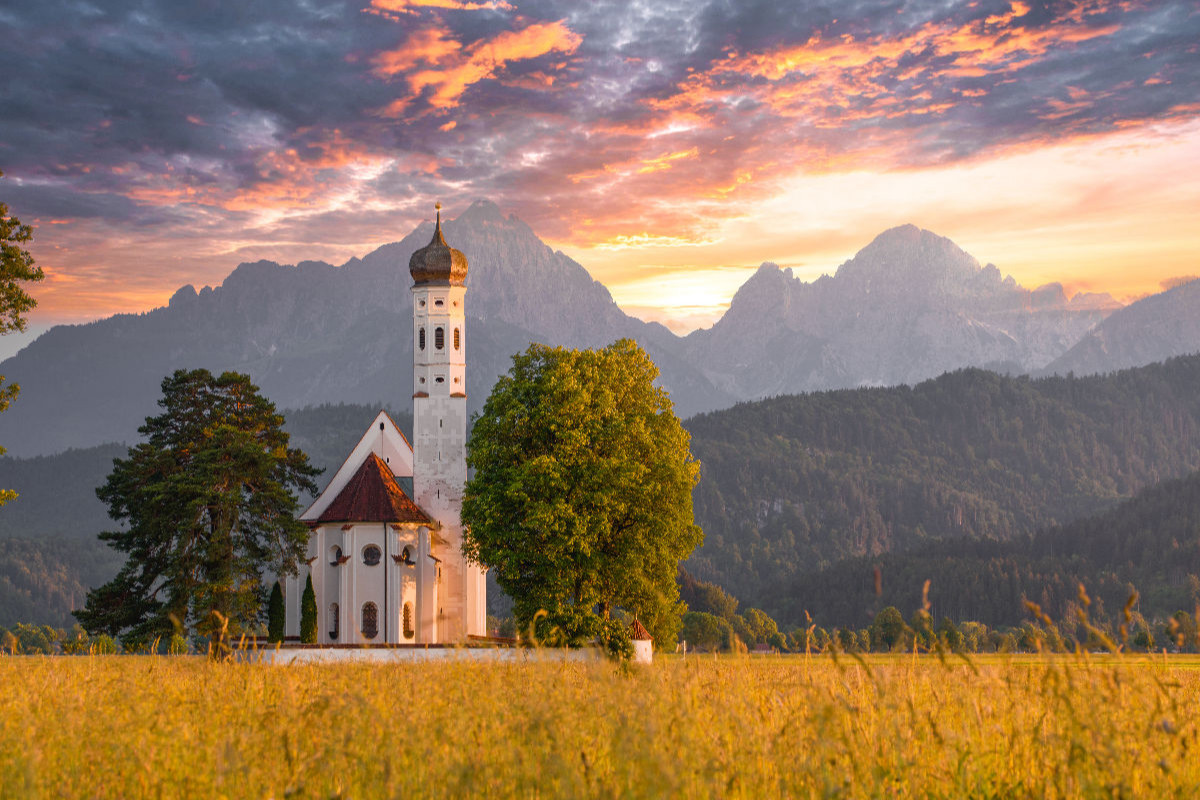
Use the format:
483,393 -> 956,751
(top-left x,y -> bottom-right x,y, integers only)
456,198 -> 508,224
835,224 -> 984,292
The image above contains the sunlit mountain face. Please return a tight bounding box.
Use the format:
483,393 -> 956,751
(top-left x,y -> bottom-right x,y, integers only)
1,0 -> 1198,336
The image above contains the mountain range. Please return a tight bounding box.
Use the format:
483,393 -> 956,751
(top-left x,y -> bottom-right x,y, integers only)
0,201 -> 1196,460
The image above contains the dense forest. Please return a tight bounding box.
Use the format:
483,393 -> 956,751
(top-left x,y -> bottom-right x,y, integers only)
5,356 -> 1200,630
785,468 -> 1200,630
686,355 -> 1200,615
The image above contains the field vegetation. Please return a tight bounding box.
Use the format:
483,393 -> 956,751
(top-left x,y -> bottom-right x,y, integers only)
3,651 -> 1200,798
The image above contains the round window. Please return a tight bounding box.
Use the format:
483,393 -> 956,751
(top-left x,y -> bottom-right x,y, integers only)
363,545 -> 381,566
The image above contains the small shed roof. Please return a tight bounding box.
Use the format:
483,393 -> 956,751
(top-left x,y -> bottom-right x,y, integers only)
630,619 -> 653,641
316,453 -> 431,525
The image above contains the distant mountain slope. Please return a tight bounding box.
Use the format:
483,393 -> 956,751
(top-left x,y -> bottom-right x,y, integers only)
0,200 -> 731,456
787,468 -> 1200,630
1044,278 -> 1200,376
683,226 -> 1119,396
685,355 -> 1200,617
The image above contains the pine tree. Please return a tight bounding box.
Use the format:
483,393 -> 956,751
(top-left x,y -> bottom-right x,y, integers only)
300,574 -> 317,644
267,581 -> 285,643
75,369 -> 319,652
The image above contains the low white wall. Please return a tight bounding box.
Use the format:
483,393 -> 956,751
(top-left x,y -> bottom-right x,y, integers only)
255,646 -> 601,665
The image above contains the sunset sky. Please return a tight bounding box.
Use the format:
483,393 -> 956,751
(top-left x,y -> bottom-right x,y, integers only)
1,0 -> 1198,345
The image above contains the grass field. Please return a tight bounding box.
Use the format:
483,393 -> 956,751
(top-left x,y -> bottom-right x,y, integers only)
3,651 -> 1199,798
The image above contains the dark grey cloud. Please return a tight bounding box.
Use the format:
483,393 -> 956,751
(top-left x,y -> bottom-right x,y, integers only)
0,0 -> 1197,239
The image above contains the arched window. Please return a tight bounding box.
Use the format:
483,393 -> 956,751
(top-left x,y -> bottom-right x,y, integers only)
329,603 -> 339,640
419,328 -> 426,351
453,327 -> 460,350
403,603 -> 415,639
329,545 -> 342,566
435,298 -> 444,307
363,545 -> 381,566
435,327 -> 445,350
362,603 -> 378,640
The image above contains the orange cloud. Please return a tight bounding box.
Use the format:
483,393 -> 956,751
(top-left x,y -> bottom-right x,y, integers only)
637,147 -> 699,174
657,2 -> 1124,131
374,20 -> 582,114
371,26 -> 461,76
367,0 -> 513,18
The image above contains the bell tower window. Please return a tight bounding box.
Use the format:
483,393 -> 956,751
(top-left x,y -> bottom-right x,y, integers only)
419,328 -> 426,351
435,327 -> 445,350
454,328 -> 460,350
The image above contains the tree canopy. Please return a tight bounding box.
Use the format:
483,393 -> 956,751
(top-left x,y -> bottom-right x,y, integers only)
462,339 -> 703,648
0,169 -> 47,506
76,369 -> 319,651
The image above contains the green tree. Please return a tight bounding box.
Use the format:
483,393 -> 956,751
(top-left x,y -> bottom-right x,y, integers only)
737,608 -> 779,646
267,581 -> 285,643
300,574 -> 317,644
937,617 -> 964,653
0,169 -> 47,506
678,568 -> 738,619
872,606 -> 906,651
462,340 -> 703,649
679,611 -> 734,652
75,369 -> 319,653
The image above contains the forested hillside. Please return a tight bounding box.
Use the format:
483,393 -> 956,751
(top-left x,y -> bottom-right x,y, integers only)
786,468 -> 1200,630
686,355 -> 1200,616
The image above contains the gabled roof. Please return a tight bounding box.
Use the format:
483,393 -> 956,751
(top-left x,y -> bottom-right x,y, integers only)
316,453 -> 431,525
301,410 -> 414,521
630,619 -> 653,641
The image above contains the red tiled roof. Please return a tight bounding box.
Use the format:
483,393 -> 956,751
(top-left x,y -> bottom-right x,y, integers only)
630,619 -> 653,641
317,453 -> 432,525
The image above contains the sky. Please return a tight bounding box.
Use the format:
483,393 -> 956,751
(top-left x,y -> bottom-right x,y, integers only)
1,0 -> 1198,344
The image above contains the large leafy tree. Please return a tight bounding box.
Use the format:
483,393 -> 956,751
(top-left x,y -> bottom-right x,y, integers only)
0,169 -> 46,505
462,339 -> 703,647
76,369 -> 320,652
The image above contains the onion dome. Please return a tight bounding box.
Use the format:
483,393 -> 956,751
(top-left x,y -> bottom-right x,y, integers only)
409,203 -> 468,286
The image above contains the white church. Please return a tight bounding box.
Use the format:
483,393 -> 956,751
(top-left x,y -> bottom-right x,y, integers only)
283,205 -> 487,644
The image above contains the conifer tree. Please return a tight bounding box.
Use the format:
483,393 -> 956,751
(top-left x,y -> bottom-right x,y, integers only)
267,581 -> 285,643
300,574 -> 317,644
76,369 -> 319,652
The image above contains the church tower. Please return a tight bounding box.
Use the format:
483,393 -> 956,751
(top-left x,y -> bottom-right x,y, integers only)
407,204 -> 486,640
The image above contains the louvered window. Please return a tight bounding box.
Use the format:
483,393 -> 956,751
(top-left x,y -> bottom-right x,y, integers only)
362,603 -> 378,640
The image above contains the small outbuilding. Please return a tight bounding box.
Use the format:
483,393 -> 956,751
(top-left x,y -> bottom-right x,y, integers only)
631,618 -> 653,664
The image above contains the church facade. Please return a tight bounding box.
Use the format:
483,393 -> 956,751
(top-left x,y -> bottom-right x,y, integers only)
284,206 -> 487,644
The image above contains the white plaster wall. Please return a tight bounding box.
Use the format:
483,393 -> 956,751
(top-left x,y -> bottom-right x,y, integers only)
412,281 -> 481,641
633,640 -> 653,664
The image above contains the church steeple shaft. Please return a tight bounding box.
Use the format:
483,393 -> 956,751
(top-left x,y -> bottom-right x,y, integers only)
409,204 -> 485,640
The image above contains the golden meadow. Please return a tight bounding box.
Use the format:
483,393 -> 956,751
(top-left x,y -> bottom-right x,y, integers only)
4,652 -> 1200,799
